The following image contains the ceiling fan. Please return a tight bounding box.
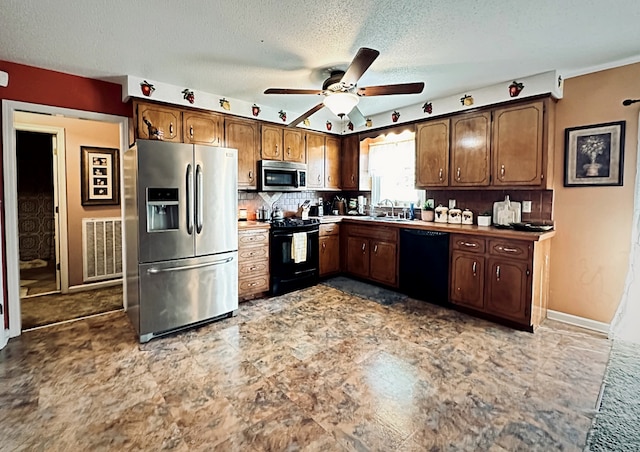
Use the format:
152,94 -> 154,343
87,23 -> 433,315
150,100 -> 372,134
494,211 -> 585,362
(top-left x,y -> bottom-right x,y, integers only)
264,47 -> 425,128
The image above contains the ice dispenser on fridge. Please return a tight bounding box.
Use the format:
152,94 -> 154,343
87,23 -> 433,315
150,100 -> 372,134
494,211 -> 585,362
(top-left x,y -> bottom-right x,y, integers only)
147,188 -> 179,231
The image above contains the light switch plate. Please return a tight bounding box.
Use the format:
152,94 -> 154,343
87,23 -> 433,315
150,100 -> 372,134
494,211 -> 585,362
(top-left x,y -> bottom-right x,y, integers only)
522,201 -> 532,213
0,71 -> 8,87
448,199 -> 456,209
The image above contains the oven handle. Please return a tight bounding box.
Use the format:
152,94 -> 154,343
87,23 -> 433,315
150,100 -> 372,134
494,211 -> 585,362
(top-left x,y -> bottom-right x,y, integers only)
270,229 -> 319,238
146,257 -> 233,274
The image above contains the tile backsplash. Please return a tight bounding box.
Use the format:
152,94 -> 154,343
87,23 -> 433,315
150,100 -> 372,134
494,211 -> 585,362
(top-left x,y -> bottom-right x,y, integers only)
238,189 -> 553,222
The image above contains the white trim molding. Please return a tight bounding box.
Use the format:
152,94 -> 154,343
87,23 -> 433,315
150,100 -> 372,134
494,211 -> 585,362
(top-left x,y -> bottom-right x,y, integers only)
547,309 -> 610,335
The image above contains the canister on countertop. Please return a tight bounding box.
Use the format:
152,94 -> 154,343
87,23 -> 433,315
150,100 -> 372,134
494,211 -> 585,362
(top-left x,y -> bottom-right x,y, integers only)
462,209 -> 473,225
448,208 -> 462,224
435,205 -> 449,223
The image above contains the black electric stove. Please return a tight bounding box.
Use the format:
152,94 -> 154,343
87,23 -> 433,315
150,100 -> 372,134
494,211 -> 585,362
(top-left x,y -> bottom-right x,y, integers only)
269,218 -> 320,295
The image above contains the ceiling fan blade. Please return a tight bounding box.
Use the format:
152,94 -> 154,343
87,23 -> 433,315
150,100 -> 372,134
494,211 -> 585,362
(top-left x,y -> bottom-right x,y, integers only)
347,106 -> 366,128
358,82 -> 425,96
340,47 -> 380,87
264,88 -> 323,95
288,103 -> 325,127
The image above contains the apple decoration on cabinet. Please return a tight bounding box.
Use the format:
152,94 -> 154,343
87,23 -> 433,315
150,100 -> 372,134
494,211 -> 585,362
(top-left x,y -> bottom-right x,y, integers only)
303,118 -> 310,126
391,110 -> 400,122
278,110 -> 287,122
219,98 -> 231,110
460,95 -> 474,106
140,80 -> 155,97
422,102 -> 433,114
326,121 -> 332,131
182,89 -> 195,104
508,81 -> 524,97
252,104 -> 261,117
347,121 -> 354,131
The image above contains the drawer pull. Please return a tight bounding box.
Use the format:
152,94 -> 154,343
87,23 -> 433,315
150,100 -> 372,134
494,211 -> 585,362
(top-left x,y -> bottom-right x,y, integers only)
190,125 -> 194,138
498,246 -> 518,253
496,265 -> 501,280
460,241 -> 478,248
472,261 -> 477,276
170,122 -> 174,135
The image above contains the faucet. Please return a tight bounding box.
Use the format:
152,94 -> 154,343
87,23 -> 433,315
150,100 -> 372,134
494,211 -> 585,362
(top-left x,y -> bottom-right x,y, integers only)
379,199 -> 395,218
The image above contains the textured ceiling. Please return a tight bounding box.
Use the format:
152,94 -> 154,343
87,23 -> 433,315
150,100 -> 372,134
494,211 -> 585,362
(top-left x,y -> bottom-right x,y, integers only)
2,0 -> 640,118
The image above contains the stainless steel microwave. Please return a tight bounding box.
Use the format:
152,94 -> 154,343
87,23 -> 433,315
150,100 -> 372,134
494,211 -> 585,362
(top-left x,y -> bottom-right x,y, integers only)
258,160 -> 307,191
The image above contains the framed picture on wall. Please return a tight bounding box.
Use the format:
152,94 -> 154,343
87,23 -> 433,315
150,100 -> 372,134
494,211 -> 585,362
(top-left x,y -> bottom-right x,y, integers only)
81,146 -> 120,206
564,121 -> 625,187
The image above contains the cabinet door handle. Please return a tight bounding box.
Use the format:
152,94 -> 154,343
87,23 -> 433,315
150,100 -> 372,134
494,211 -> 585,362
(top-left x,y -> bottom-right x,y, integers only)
170,122 -> 174,136
496,265 -> 501,280
248,170 -> 253,181
287,147 -> 291,156
439,168 -> 443,181
317,175 -> 321,182
460,241 -> 478,248
373,244 -> 378,254
275,145 -> 279,156
456,167 -> 461,181
351,174 -> 355,183
190,125 -> 194,138
361,243 -> 366,253
500,164 -> 505,179
328,176 -> 332,182
322,242 -> 326,250
472,261 -> 477,276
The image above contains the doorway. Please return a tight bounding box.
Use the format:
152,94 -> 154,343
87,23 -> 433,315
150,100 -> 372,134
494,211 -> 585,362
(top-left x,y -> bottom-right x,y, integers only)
16,130 -> 60,298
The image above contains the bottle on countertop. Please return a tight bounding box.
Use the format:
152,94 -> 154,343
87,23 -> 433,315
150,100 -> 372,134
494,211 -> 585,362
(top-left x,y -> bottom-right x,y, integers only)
317,197 -> 324,217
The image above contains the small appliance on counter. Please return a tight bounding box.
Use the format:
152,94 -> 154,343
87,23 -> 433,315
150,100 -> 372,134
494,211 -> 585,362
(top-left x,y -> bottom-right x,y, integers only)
271,205 -> 284,221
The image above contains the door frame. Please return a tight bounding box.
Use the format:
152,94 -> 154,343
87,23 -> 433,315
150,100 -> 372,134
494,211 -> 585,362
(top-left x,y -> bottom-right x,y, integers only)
2,100 -> 129,340
14,122 -> 68,294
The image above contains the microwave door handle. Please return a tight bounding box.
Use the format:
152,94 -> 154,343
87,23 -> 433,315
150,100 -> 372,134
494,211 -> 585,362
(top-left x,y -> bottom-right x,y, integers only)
294,171 -> 299,188
196,164 -> 203,234
186,164 -> 194,235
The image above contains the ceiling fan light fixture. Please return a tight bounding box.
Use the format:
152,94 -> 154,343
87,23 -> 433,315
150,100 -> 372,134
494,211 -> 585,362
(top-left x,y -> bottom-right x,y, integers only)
323,92 -> 359,117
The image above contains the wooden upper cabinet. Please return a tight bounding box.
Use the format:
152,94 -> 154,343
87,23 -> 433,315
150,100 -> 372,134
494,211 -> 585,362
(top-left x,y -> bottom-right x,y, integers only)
283,129 -> 305,163
183,110 -> 224,146
136,102 -> 182,142
492,101 -> 544,186
226,117 -> 259,189
450,112 -> 491,186
416,119 -> 450,187
325,136 -> 341,189
306,132 -> 325,189
261,124 -> 283,160
341,135 -> 360,191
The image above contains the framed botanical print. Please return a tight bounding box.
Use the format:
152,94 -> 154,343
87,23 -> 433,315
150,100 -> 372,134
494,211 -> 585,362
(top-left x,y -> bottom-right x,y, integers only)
564,121 -> 625,187
81,146 -> 120,206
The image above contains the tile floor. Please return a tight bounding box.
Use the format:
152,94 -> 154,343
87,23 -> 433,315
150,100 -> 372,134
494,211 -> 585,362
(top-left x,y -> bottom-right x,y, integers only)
1,281 -> 611,451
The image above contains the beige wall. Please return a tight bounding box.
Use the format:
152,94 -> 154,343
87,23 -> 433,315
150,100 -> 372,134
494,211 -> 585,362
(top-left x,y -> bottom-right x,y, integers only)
15,112 -> 121,287
550,63 -> 640,323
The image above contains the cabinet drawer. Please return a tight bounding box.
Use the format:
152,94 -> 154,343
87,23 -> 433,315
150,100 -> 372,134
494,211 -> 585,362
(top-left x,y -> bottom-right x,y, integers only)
239,246 -> 268,261
238,231 -> 269,247
488,239 -> 531,261
239,261 -> 268,276
346,224 -> 397,242
239,275 -> 269,295
451,235 -> 486,254
320,223 -> 340,237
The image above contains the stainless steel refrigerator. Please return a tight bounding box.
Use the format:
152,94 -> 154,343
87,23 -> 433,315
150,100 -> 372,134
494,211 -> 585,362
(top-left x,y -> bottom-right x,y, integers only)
124,139 -> 238,343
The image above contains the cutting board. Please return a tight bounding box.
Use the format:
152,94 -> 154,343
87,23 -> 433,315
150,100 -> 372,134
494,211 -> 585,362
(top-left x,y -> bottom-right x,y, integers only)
492,196 -> 521,226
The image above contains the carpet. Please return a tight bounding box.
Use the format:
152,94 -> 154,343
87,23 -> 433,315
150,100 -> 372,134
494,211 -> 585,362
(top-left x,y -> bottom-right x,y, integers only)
585,340 -> 640,451
322,276 -> 408,305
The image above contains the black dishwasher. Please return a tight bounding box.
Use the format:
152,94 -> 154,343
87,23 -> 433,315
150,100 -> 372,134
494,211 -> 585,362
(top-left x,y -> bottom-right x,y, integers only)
399,229 -> 450,305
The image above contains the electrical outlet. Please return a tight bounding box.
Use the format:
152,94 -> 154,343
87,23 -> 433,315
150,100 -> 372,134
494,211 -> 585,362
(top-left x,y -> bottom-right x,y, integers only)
522,201 -> 532,213
448,199 -> 456,209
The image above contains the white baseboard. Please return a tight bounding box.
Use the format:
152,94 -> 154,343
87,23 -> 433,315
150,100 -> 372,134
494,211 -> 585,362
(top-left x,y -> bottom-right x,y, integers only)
547,309 -> 610,334
68,279 -> 122,294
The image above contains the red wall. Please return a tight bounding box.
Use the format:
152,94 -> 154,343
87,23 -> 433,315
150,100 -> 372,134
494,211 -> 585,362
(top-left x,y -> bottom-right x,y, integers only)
0,60 -> 133,328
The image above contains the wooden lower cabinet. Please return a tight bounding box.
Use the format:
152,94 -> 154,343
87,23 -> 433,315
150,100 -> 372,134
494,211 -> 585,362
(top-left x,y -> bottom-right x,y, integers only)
449,234 -> 544,329
238,228 -> 270,299
344,224 -> 398,287
450,251 -> 485,309
319,224 -> 340,276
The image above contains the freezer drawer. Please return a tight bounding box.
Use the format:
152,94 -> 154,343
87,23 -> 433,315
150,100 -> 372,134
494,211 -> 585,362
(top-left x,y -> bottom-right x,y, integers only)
138,251 -> 238,342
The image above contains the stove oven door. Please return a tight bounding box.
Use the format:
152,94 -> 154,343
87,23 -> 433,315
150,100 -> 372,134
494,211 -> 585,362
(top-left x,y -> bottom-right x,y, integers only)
270,226 -> 319,295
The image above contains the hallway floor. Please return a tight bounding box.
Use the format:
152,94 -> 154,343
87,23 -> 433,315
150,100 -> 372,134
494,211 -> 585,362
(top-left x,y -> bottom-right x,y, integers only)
2,281 -> 611,450
20,260 -> 56,297
20,285 -> 123,330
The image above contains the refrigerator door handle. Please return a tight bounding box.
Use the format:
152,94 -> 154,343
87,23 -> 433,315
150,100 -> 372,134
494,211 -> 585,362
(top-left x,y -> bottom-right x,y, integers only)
186,164 -> 194,235
146,256 -> 234,274
196,164 -> 203,234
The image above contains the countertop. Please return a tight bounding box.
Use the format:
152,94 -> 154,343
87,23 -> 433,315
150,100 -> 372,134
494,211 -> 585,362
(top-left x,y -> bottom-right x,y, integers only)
238,221 -> 270,230
316,215 -> 556,242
